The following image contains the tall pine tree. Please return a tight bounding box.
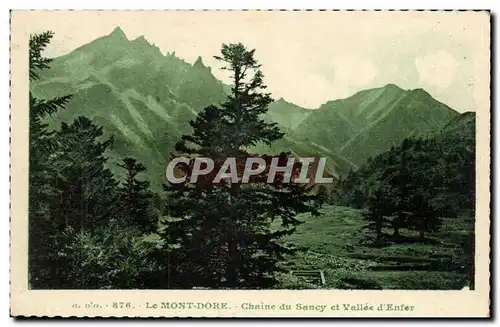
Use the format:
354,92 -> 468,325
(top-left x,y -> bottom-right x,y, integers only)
28,31 -> 74,288
163,43 -> 318,289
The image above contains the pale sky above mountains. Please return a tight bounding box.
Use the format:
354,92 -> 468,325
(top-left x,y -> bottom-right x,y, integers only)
27,11 -> 489,113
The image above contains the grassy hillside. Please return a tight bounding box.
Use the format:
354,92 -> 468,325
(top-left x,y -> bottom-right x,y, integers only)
274,205 -> 473,290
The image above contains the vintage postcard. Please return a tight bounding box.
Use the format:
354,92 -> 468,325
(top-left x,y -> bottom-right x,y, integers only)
10,10 -> 490,318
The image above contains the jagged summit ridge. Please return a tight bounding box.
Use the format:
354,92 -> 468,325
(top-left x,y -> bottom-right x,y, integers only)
132,35 -> 148,43
193,56 -> 205,67
109,26 -> 127,39
193,56 -> 213,73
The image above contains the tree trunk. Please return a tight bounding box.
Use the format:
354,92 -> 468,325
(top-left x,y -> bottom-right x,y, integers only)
225,183 -> 240,288
226,238 -> 239,288
419,229 -> 425,242
393,225 -> 400,238
393,215 -> 403,239
375,217 -> 382,244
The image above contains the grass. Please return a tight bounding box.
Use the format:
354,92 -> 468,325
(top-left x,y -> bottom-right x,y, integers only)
273,205 -> 474,290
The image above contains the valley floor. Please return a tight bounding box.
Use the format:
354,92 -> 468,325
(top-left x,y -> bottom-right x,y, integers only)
274,205 -> 474,290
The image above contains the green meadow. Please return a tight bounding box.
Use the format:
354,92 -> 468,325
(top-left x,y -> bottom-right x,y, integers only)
275,205 -> 474,290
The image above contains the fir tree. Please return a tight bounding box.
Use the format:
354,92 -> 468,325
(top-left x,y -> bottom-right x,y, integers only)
406,192 -> 442,241
28,31 -> 166,290
404,139 -> 442,241
118,157 -> 157,232
46,117 -> 119,288
52,117 -> 119,232
28,31 -> 74,288
315,185 -> 328,208
363,182 -> 394,245
164,43 -> 318,289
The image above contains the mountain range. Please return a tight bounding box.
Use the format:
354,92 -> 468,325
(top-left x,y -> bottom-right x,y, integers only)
31,27 -> 463,189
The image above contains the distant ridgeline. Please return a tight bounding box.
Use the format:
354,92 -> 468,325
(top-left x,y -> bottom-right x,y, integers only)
31,27 -> 462,191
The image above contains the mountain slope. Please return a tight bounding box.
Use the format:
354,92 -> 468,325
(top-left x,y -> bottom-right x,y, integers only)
291,84 -> 459,167
441,111 -> 476,136
340,88 -> 459,165
265,98 -> 312,129
31,27 -> 230,188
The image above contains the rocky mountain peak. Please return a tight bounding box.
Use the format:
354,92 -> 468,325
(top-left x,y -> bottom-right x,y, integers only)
109,26 -> 127,40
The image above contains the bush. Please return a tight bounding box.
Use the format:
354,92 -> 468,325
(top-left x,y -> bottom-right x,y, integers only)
59,226 -> 168,289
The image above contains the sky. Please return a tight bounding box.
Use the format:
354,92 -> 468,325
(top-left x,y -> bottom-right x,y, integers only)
25,11 -> 490,112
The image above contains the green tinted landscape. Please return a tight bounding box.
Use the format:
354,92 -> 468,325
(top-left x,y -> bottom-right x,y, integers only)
28,27 -> 475,290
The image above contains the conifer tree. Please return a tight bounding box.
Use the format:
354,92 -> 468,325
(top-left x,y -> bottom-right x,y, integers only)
404,138 -> 442,241
164,43 -> 318,289
118,157 -> 157,232
380,140 -> 412,239
38,116 -> 119,288
406,192 -> 442,241
315,185 -> 328,208
363,182 -> 394,245
28,31 -> 165,289
52,117 -> 119,232
28,31 -> 74,287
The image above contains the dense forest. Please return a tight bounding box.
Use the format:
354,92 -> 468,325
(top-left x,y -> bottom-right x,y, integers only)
29,31 -> 165,288
28,31 -> 476,290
